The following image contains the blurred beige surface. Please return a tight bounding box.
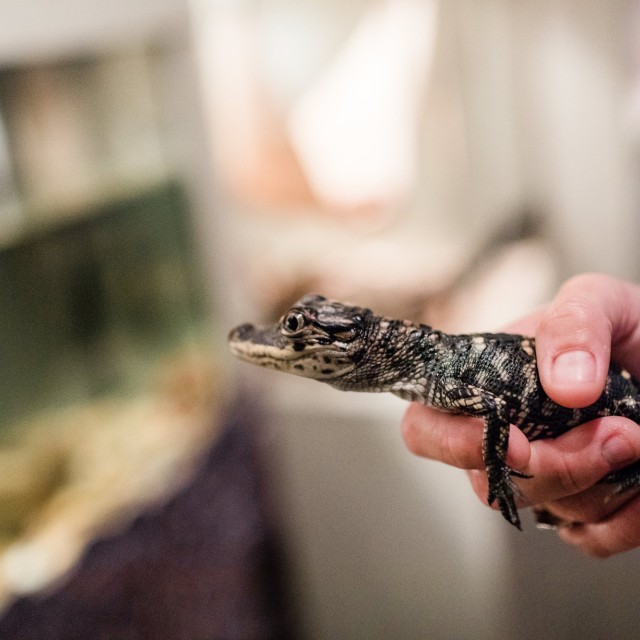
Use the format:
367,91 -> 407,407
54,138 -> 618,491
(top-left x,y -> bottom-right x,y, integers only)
0,349 -> 221,608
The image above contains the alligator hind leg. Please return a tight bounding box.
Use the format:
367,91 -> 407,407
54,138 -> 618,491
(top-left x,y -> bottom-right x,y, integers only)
602,460 -> 640,493
602,395 -> 640,492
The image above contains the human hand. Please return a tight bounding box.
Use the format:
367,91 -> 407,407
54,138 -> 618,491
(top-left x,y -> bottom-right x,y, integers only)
401,273 -> 640,557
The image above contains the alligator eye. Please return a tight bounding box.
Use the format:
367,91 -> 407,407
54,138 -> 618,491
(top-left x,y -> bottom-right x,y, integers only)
282,311 -> 306,335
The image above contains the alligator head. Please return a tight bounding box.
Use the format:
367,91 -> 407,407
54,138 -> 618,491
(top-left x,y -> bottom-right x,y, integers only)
228,294 -> 375,382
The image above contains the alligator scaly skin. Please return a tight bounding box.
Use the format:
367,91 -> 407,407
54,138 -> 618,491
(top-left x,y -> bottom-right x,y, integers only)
229,295 -> 640,529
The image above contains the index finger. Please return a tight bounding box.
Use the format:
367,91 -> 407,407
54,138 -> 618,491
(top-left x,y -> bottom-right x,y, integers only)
401,403 -> 531,470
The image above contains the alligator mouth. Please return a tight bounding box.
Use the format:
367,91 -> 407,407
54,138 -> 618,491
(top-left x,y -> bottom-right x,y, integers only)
229,341 -> 303,363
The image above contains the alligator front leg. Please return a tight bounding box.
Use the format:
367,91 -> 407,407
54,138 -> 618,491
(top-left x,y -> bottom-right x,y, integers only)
482,412 -> 531,530
440,383 -> 530,529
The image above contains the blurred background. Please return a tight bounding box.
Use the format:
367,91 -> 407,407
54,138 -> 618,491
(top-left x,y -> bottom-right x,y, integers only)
0,0 -> 639,638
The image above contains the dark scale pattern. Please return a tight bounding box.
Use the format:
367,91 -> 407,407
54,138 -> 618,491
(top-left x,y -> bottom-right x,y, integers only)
230,295 -> 640,529
0,402 -> 296,640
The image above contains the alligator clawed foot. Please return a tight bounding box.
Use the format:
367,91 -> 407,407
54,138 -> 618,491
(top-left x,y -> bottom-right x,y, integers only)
487,464 -> 532,531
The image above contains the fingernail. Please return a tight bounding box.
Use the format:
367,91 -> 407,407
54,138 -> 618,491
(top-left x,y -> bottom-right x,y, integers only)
602,434 -> 636,467
551,350 -> 597,385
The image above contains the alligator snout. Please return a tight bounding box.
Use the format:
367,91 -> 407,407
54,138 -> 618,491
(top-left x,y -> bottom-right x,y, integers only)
228,322 -> 257,342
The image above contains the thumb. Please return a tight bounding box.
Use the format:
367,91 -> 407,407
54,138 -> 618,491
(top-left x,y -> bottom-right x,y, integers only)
535,274 -> 640,408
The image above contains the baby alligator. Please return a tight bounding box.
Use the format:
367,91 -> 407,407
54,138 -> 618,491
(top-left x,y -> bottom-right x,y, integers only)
228,294 -> 640,529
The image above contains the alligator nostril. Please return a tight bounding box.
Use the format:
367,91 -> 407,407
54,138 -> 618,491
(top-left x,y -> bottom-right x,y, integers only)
228,323 -> 256,342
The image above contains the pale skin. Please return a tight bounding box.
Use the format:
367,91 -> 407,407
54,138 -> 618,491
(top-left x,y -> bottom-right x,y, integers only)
401,273 -> 640,557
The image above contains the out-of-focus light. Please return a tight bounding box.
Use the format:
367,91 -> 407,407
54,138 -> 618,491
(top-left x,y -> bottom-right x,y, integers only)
288,0 -> 438,212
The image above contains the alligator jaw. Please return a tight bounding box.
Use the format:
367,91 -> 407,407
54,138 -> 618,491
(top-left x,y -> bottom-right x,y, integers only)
228,323 -> 301,362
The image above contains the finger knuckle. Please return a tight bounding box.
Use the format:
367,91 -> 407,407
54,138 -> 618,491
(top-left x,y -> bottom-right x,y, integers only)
538,274 -> 614,342
539,299 -> 598,342
444,427 -> 479,469
552,454 -> 587,496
